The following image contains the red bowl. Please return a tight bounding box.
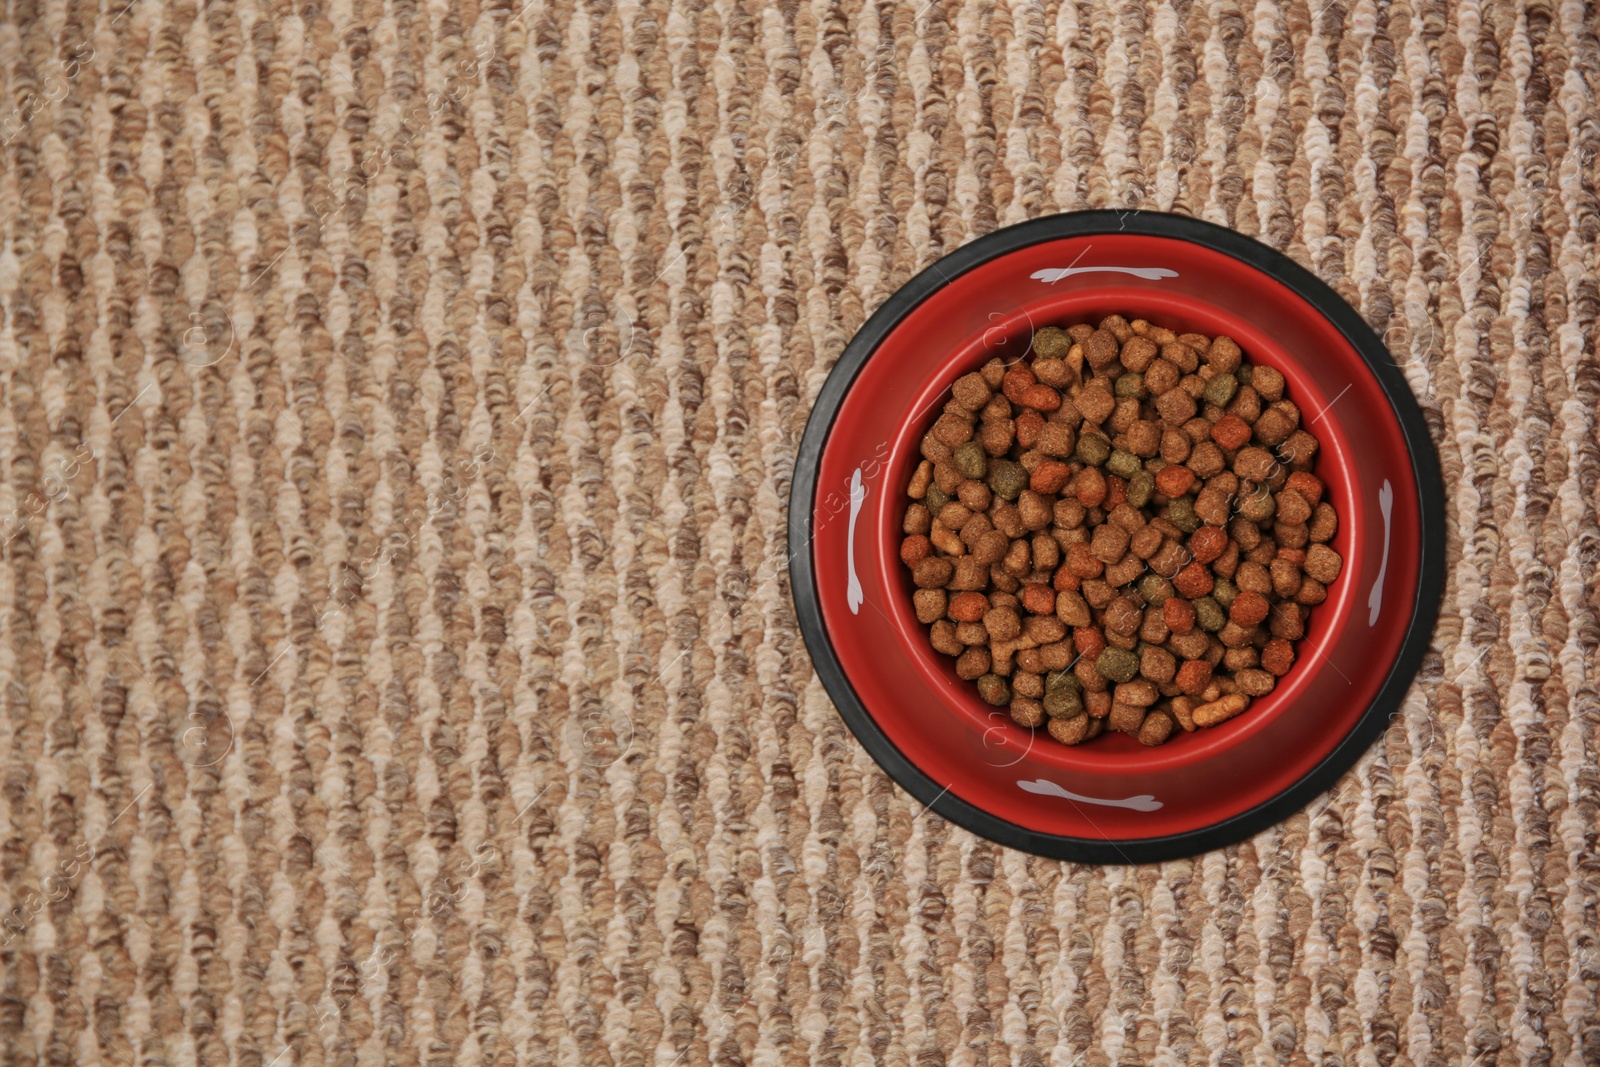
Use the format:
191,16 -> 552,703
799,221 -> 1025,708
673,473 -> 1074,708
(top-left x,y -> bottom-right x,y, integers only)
789,212 -> 1445,862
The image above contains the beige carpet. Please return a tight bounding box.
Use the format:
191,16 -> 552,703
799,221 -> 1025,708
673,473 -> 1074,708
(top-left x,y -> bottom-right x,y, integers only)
0,0 -> 1596,1062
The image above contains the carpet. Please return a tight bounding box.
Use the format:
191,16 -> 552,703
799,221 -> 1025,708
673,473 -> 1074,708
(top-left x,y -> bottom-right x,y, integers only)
1,0 -> 1597,1063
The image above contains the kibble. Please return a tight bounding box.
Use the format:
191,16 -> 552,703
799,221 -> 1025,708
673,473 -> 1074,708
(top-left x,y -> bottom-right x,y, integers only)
903,314 -> 1342,746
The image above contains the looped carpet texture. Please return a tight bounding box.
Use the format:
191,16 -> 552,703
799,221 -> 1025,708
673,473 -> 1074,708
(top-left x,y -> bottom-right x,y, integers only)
0,0 -> 1597,1063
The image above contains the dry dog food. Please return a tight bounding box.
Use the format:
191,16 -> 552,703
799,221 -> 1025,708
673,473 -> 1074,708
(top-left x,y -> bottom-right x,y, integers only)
902,315 -> 1342,747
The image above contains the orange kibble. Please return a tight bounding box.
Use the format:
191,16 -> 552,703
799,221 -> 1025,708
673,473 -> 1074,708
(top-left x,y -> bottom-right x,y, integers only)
1175,658 -> 1213,696
1021,583 -> 1057,615
1188,525 -> 1228,564
1030,460 -> 1073,494
949,591 -> 989,622
1260,637 -> 1296,676
1076,467 -> 1108,508
1002,366 -> 1037,404
1073,626 -> 1107,659
1052,564 -> 1082,592
1105,475 -> 1128,509
1016,410 -> 1046,449
1285,471 -> 1324,507
1172,560 -> 1215,598
1229,589 -> 1271,627
1020,383 -> 1063,411
901,534 -> 932,567
1210,414 -> 1253,450
1065,542 -> 1104,579
1154,464 -> 1196,497
1164,596 -> 1196,634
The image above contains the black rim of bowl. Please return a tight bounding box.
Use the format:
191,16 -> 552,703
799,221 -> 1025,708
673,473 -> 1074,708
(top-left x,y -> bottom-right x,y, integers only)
787,210 -> 1447,864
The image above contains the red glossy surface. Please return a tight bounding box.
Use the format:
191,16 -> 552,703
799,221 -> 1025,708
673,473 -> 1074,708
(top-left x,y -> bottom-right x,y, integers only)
812,235 -> 1420,840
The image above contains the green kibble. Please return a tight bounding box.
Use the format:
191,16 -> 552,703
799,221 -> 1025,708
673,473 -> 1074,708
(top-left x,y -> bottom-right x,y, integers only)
1137,574 -> 1173,606
1045,669 -> 1080,693
953,441 -> 988,480
924,485 -> 950,513
986,459 -> 1028,501
1075,434 -> 1111,467
1194,596 -> 1226,632
1114,372 -> 1146,398
1166,497 -> 1200,533
1239,485 -> 1276,522
1043,683 -> 1084,719
1095,647 -> 1140,684
1212,578 -> 1238,609
1203,372 -> 1239,406
1106,449 -> 1142,479
1127,470 -> 1155,508
1236,361 -> 1254,386
976,674 -> 1012,706
1033,326 -> 1073,359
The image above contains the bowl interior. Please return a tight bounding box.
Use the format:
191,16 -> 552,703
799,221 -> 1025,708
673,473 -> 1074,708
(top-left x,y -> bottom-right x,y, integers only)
812,233 -> 1421,841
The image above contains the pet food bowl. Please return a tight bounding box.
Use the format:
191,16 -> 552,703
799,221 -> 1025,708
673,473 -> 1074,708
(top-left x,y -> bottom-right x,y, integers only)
789,211 -> 1445,863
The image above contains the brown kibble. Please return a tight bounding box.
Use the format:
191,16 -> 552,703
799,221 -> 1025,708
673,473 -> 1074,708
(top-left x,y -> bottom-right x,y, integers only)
972,530 -> 1010,567
1252,409 -> 1295,450
1150,539 -> 1190,578
1065,542 -> 1104,579
984,605 -> 1022,641
1083,329 -> 1120,369
1270,558 -> 1303,598
1161,341 -> 1199,372
933,411 -> 975,448
1252,364 -> 1285,401
930,619 -> 963,655
913,557 -> 954,588
1309,502 -> 1338,542
1295,577 -> 1328,605
903,503 -> 932,536
1074,381 -> 1117,425
929,524 -> 965,556
1234,446 -> 1276,482
1056,589 -> 1091,627
1187,440 -> 1225,478
1140,645 -> 1177,684
1275,488 -> 1312,526
1175,658 -> 1213,696
1039,422 -> 1076,457
1047,714 -> 1090,745
1115,679 -> 1159,708
1109,702 -> 1146,734
1130,524 -> 1164,560
952,372 -> 993,412
1229,589 -> 1271,627
1145,359 -> 1181,397
1191,693 -> 1250,727
1209,414 -> 1252,450
1103,596 -> 1143,637
1002,539 -> 1032,578
1104,554 -> 1144,587
1091,523 -> 1131,563
1304,543 -> 1343,583
956,646 -> 992,680
1018,490 -> 1053,530
1234,668 -> 1276,696
909,460 -> 933,498
1011,697 -> 1046,728
950,556 -> 989,590
1002,365 -> 1037,405
1155,387 -> 1197,425
1121,336 -> 1159,373
1138,710 -> 1175,746
914,589 -> 948,624
956,620 -> 990,645
1206,336 -> 1243,372
1033,358 -> 1073,388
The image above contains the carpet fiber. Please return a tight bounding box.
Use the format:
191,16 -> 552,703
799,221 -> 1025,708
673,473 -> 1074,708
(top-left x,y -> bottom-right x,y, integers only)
1,0 -> 1597,1062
